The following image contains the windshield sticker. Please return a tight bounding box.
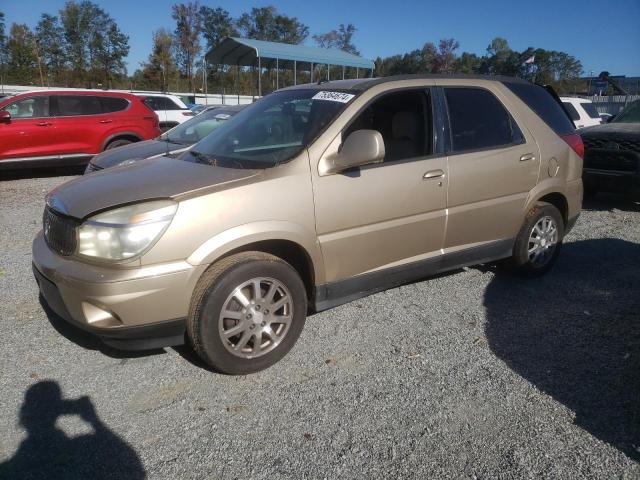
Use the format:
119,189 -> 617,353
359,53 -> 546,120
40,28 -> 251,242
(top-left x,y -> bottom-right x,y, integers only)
312,91 -> 355,103
214,113 -> 231,119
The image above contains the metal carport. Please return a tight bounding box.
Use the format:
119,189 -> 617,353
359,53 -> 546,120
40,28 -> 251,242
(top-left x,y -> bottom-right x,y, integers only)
205,37 -> 375,98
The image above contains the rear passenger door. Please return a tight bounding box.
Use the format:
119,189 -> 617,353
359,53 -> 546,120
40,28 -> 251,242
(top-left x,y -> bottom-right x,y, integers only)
51,95 -> 105,155
440,84 -> 540,251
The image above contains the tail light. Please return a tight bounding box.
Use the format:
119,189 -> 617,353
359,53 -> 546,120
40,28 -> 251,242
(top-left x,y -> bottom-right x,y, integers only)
561,133 -> 584,158
182,111 -> 195,117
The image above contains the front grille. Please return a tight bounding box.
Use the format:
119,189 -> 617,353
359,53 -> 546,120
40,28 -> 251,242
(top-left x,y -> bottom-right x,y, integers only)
43,207 -> 78,256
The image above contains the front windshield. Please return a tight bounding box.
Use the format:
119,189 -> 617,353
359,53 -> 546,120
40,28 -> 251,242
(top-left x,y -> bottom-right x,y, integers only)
613,101 -> 640,124
161,109 -> 233,145
182,89 -> 354,169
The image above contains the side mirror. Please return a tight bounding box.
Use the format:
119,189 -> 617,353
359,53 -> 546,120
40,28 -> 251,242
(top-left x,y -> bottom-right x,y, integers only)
325,129 -> 385,174
0,111 -> 10,124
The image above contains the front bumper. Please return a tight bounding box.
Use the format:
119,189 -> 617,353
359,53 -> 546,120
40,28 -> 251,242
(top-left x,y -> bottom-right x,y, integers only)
32,232 -> 206,350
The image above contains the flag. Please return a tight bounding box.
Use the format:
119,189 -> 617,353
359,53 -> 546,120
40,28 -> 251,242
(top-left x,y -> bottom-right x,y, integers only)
524,55 -> 535,65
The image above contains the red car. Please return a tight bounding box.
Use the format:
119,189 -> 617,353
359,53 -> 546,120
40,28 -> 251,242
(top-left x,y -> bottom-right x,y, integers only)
0,90 -> 160,170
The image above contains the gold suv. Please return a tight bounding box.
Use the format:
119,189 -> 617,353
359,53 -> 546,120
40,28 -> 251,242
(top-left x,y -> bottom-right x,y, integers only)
33,75 -> 583,374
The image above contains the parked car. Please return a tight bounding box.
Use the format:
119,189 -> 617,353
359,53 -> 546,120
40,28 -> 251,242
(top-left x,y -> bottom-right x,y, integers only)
85,104 -> 245,173
560,97 -> 602,129
0,90 -> 160,170
136,93 -> 194,132
581,99 -> 640,198
33,75 -> 583,374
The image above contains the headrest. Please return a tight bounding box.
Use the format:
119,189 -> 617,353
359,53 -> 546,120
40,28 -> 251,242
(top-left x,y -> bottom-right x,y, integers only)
392,111 -> 420,140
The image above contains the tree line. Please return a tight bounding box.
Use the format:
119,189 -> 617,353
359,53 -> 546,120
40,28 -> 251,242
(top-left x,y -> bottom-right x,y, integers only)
0,2 -> 585,95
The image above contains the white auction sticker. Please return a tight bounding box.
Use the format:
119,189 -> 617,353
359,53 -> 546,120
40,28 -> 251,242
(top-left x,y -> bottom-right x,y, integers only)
312,91 -> 355,103
214,113 -> 231,119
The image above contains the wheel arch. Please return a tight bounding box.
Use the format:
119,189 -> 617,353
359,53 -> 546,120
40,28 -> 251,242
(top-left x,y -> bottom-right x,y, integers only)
101,132 -> 143,151
535,192 -> 569,226
186,223 -> 325,300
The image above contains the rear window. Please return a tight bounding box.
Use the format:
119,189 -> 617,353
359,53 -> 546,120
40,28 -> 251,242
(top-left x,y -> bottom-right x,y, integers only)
504,82 -> 575,136
562,102 -> 580,121
444,87 -> 523,153
580,102 -> 600,119
100,96 -> 129,113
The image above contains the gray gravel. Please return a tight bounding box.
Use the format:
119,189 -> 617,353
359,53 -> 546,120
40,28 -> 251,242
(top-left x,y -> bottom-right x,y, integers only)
1,172 -> 639,479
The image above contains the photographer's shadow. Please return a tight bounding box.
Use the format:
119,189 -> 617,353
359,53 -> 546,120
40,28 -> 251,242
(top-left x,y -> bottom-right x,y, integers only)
484,238 -> 640,461
0,381 -> 146,479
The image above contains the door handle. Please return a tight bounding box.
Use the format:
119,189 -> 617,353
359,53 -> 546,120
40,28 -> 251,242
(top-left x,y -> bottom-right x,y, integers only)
99,119 -> 113,124
35,122 -> 52,127
423,169 -> 445,179
520,153 -> 536,162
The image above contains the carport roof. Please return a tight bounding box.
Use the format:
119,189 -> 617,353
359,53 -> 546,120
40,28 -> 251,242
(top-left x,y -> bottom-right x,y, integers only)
205,37 -> 375,70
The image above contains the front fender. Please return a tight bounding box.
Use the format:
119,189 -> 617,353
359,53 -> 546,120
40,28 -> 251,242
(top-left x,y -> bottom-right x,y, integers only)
186,221 -> 326,284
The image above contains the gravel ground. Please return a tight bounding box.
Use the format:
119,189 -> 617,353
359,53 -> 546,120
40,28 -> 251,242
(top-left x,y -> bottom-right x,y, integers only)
1,171 -> 639,479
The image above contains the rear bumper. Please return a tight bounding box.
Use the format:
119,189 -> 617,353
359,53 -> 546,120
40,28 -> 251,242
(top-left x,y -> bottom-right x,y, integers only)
583,169 -> 640,196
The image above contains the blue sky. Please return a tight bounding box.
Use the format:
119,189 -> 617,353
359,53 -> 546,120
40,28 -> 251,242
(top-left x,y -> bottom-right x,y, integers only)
2,0 -> 640,76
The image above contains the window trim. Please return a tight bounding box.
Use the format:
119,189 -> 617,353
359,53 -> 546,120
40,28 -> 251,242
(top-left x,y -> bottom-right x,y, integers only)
338,86 -> 441,169
442,85 -> 527,157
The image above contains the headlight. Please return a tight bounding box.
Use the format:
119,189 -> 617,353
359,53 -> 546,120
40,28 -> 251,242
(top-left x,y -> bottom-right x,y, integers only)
78,200 -> 177,260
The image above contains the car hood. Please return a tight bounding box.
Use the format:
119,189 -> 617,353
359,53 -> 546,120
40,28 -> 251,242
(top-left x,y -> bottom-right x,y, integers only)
90,139 -> 186,170
580,122 -> 640,138
47,156 -> 261,219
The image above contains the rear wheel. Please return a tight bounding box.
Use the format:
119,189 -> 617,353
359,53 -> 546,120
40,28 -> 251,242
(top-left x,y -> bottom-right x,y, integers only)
187,252 -> 307,375
105,139 -> 133,150
509,203 -> 564,276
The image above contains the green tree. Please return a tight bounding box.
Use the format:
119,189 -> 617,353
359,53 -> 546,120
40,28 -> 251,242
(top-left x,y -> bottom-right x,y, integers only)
35,14 -> 66,85
481,37 -> 520,76
7,23 -> 37,84
237,6 -> 308,44
455,52 -> 481,73
140,28 -> 178,91
172,1 -> 202,93
59,1 -> 129,87
313,23 -> 359,55
199,6 -> 236,51
434,38 -> 459,73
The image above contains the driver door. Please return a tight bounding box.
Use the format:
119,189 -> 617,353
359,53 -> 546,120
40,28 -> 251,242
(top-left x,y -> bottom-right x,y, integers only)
312,88 -> 448,284
0,95 -> 56,161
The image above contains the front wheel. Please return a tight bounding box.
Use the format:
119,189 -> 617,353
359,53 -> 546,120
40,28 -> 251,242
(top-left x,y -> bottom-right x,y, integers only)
187,252 -> 307,374
509,203 -> 564,276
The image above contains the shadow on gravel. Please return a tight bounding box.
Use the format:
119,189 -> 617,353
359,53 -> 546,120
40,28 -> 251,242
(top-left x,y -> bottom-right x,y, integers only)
484,238 -> 640,461
0,380 -> 145,479
583,193 -> 640,213
0,165 -> 85,181
40,295 -> 166,360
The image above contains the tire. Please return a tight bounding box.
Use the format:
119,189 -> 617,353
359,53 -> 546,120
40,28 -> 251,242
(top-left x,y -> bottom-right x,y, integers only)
509,202 -> 564,277
187,251 -> 307,375
105,139 -> 133,150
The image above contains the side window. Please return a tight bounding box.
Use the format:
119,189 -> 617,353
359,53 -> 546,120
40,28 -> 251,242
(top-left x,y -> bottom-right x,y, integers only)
101,97 -> 129,113
4,96 -> 50,118
143,97 -> 160,111
166,98 -> 185,110
445,88 -> 522,153
344,89 -> 431,163
562,102 -> 580,121
56,96 -> 102,116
